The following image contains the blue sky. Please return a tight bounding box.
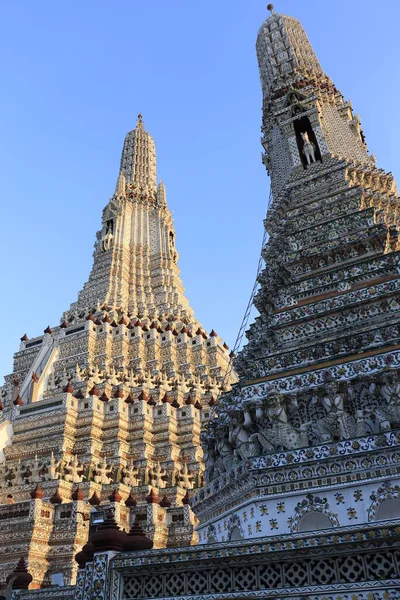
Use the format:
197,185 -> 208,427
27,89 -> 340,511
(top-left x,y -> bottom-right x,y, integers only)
1,0 -> 400,378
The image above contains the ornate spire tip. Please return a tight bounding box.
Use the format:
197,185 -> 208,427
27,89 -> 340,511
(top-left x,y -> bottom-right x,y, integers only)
136,113 -> 144,129
267,3 -> 274,14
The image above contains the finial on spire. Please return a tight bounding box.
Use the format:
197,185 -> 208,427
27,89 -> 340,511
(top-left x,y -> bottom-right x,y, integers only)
267,3 -> 274,14
137,113 -> 143,128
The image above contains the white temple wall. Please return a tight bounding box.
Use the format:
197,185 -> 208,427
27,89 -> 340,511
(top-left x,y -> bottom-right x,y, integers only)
197,477 -> 400,543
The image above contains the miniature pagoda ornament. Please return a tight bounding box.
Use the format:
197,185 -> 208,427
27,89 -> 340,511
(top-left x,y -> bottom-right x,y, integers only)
0,115 -> 235,589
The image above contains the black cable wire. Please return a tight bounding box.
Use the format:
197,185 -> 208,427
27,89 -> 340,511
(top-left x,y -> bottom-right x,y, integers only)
206,187 -> 273,428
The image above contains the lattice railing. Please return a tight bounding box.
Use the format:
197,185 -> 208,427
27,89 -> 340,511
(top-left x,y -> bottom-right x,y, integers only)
121,549 -> 400,598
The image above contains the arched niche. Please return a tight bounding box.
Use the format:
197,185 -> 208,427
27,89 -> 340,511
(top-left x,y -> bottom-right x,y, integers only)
293,115 -> 321,168
375,498 -> 400,521
298,511 -> 333,533
229,526 -> 244,541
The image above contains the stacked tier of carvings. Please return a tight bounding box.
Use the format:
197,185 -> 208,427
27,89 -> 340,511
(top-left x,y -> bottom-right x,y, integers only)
4,309 -> 233,401
207,79 -> 400,483
203,370 -> 400,482
236,163 -> 400,383
11,343 -> 227,401
242,22 -> 400,386
0,321 -> 230,499
100,200 -> 176,262
0,453 -> 197,491
0,336 -> 228,483
0,367 -> 205,585
70,170 -> 187,320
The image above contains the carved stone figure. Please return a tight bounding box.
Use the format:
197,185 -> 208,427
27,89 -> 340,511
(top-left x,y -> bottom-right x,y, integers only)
229,409 -> 259,459
46,452 -> 61,481
108,366 -> 120,387
101,227 -> 114,252
214,426 -> 234,475
29,455 -> 42,484
252,390 -> 303,451
151,462 -> 167,489
122,461 -> 140,487
47,372 -> 57,391
375,370 -> 400,430
179,462 -> 194,489
202,435 -> 217,482
60,369 -> 69,389
90,365 -> 102,384
14,460 -> 26,485
301,131 -> 316,165
317,380 -> 355,441
64,455 -> 85,484
94,457 -> 113,485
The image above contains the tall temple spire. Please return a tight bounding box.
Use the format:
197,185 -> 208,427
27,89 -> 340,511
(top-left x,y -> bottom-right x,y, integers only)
256,9 -> 379,198
69,118 -> 192,317
0,118 -> 235,588
197,7 -> 400,568
234,5 -> 398,381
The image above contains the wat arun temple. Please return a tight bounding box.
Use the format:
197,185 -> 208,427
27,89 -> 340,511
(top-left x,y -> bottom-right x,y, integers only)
1,6 -> 400,600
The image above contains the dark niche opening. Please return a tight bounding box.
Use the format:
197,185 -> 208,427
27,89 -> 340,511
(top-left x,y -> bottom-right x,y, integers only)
293,116 -> 322,168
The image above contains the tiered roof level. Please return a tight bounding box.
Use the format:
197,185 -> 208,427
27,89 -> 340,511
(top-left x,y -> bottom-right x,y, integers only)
0,116 -> 235,589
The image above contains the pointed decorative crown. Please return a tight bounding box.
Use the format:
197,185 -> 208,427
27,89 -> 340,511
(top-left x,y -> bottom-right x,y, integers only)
256,8 -> 326,98
120,114 -> 157,191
